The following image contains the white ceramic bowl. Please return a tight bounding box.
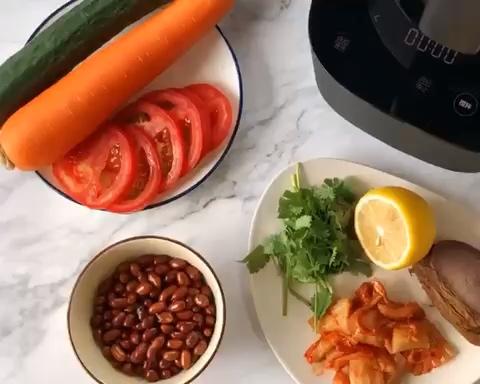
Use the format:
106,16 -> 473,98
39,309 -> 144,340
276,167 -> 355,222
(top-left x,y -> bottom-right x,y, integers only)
68,236 -> 226,384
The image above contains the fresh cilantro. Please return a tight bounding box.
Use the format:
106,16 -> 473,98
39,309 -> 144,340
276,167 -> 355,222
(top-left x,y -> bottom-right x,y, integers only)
242,163 -> 372,319
242,245 -> 270,273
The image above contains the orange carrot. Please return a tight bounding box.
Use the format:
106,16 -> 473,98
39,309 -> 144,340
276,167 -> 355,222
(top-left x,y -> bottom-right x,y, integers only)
0,0 -> 234,170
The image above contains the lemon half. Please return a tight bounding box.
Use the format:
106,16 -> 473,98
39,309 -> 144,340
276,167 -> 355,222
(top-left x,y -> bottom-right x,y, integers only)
354,186 -> 436,270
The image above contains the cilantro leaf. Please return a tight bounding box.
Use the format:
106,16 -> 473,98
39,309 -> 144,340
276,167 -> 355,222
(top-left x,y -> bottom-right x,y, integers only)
241,245 -> 270,273
311,284 -> 333,319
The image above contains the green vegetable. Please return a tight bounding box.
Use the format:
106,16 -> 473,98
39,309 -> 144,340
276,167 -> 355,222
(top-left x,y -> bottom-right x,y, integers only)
0,0 -> 170,126
243,164 -> 371,319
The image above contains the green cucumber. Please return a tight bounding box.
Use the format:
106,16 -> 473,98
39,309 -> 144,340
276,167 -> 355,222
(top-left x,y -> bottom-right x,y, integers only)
0,0 -> 170,126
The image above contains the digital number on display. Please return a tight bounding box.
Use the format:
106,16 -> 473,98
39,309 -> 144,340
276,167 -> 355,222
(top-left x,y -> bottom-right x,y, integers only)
404,28 -> 458,65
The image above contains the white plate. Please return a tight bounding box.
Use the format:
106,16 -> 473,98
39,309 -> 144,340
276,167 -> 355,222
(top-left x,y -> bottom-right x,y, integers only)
33,0 -> 242,211
248,158 -> 480,384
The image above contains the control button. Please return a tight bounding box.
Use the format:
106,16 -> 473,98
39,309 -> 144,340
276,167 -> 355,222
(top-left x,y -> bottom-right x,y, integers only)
333,34 -> 351,53
415,76 -> 433,95
454,93 -> 478,117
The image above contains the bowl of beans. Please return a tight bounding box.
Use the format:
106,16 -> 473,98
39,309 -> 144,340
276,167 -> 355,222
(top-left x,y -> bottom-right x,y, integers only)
68,236 -> 225,383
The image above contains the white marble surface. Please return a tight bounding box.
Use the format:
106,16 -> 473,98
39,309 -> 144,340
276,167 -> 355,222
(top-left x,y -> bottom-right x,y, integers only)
1,1 -> 480,383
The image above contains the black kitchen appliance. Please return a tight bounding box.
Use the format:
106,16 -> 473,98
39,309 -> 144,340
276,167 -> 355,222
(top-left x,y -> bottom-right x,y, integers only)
309,0 -> 480,172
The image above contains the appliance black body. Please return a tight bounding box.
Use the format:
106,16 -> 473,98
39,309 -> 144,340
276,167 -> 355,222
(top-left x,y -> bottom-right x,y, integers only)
309,0 -> 480,172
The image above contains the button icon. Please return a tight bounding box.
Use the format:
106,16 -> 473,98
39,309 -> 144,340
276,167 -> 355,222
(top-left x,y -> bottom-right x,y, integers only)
454,93 -> 478,117
415,76 -> 433,95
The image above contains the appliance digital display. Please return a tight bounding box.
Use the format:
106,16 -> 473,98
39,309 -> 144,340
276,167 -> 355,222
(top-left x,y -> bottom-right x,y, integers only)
404,28 -> 458,65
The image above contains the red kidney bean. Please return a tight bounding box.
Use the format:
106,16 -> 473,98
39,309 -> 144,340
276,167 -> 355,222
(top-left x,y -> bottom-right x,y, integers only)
136,282 -> 153,296
201,285 -> 213,297
145,369 -> 159,382
110,298 -> 129,309
159,285 -> 177,302
171,286 -> 188,301
177,321 -> 196,334
98,277 -> 113,294
148,302 -> 166,315
185,265 -> 201,281
125,304 -> 137,313
103,310 -> 113,321
147,272 -> 162,288
142,328 -> 158,342
194,294 -> 210,308
103,329 -> 121,344
203,328 -> 213,338
126,280 -> 139,293
170,258 -> 187,270
141,316 -> 155,330
167,339 -> 184,350
112,312 -> 126,328
119,339 -> 133,351
151,335 -> 165,349
164,270 -> 178,284
163,350 -> 180,361
121,363 -> 134,375
92,253 -> 216,381
143,298 -> 154,307
205,315 -> 215,327
111,344 -> 127,362
160,324 -> 174,334
130,331 -> 141,345
126,293 -> 137,305
181,349 -> 192,369
177,271 -> 190,286
130,263 -> 141,278
169,301 -> 186,313
156,254 -> 171,264
185,331 -> 200,349
138,254 -> 154,265
124,314 -> 136,327
188,288 -> 200,296
130,342 -> 148,364
194,339 -> 208,356
160,369 -> 172,379
205,304 -> 216,316
192,306 -> 201,313
192,313 -> 204,327
158,359 -> 171,369
157,312 -> 174,324
170,331 -> 187,340
114,282 -> 125,294
102,345 -> 112,359
118,272 -> 130,284
103,322 -> 112,331
176,310 -> 194,320
154,264 -> 169,276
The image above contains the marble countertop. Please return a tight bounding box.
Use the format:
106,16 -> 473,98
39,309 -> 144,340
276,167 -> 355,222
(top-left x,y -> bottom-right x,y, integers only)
1,1 -> 480,383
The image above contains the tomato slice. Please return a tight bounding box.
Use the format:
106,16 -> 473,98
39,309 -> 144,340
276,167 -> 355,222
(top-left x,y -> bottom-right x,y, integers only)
117,101 -> 186,190
108,126 -> 163,213
185,84 -> 233,149
141,89 -> 210,172
52,125 -> 137,209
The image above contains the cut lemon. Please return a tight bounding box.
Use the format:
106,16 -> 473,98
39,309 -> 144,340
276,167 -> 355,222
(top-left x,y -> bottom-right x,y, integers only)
354,186 -> 436,270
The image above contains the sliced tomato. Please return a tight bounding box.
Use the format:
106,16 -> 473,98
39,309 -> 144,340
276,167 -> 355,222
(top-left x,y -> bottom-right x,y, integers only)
108,126 -> 163,213
141,89 -> 210,172
52,125 -> 137,209
185,84 -> 233,149
117,101 -> 186,190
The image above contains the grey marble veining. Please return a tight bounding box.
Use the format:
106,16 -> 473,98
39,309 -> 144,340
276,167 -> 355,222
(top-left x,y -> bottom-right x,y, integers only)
1,1 -> 480,383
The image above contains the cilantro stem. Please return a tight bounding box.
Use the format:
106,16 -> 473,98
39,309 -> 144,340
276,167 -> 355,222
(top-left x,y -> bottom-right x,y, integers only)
282,272 -> 288,316
288,286 -> 311,307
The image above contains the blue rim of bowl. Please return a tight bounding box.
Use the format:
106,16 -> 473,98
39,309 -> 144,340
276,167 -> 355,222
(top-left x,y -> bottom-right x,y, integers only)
67,235 -> 227,384
29,0 -> 244,213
